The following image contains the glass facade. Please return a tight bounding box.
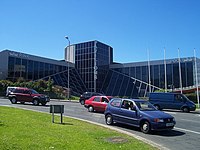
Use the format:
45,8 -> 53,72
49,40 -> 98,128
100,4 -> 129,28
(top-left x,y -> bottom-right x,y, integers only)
101,70 -> 139,98
7,56 -> 68,81
43,68 -> 87,96
111,57 -> 200,94
74,40 -> 113,92
101,69 -> 162,98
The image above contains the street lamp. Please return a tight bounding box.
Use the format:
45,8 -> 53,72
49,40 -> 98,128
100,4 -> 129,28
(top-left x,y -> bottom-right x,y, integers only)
65,36 -> 70,100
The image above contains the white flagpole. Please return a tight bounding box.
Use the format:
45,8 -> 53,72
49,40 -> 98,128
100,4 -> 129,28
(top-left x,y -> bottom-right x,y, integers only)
164,48 -> 167,93
178,48 -> 183,94
194,49 -> 199,108
147,49 -> 151,93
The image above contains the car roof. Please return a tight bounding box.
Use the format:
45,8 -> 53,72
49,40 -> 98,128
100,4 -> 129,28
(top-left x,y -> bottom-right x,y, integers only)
91,95 -> 111,98
112,98 -> 146,102
14,87 -> 29,90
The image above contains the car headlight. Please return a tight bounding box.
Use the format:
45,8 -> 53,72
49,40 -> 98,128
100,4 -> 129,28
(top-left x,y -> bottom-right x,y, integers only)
154,118 -> 164,123
173,118 -> 175,122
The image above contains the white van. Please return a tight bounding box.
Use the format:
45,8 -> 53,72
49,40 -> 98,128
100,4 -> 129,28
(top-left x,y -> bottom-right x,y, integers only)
6,87 -> 18,96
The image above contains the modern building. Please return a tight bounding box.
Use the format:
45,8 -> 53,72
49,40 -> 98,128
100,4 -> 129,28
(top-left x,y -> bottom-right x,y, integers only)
107,57 -> 200,97
1,40 -> 200,98
0,50 -> 87,95
65,40 -> 113,92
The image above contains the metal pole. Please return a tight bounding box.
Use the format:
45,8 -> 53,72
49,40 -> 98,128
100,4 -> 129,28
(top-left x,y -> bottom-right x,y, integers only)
61,113 -> 63,124
194,49 -> 199,108
147,48 -> 151,93
164,48 -> 167,93
52,105 -> 54,123
65,36 -> 70,100
178,48 -> 183,94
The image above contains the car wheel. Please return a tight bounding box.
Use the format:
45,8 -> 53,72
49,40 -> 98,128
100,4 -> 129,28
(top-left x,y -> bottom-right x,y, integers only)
182,107 -> 189,113
80,100 -> 85,105
105,114 -> 113,125
140,121 -> 151,134
41,102 -> 47,106
33,99 -> 39,106
154,105 -> 160,110
88,106 -> 94,112
10,97 -> 17,104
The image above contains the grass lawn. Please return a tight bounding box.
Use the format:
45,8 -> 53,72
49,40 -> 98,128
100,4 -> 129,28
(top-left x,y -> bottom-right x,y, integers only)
0,106 -> 156,150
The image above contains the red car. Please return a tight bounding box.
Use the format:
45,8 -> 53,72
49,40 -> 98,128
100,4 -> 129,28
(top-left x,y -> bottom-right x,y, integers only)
8,87 -> 50,106
84,96 -> 112,112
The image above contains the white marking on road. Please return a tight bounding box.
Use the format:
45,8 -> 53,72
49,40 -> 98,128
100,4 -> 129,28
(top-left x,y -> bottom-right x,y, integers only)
164,111 -> 176,115
181,119 -> 200,123
175,127 -> 200,135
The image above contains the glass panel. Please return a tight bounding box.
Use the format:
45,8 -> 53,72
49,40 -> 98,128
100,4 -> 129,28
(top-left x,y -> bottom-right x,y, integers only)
94,97 -> 101,102
39,62 -> 44,79
15,58 -> 21,78
45,63 -> 49,77
186,62 -> 193,86
21,59 -> 27,79
8,57 -> 15,80
33,61 -> 39,80
28,60 -> 33,80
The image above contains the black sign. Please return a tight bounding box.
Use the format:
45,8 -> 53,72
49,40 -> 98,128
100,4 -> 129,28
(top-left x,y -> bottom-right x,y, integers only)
50,105 -> 64,113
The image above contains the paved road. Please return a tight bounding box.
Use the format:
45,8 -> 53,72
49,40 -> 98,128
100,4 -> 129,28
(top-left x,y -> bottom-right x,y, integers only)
1,98 -> 200,150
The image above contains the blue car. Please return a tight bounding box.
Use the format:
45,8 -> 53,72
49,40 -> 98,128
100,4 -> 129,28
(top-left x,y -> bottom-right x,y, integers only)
104,98 -> 176,134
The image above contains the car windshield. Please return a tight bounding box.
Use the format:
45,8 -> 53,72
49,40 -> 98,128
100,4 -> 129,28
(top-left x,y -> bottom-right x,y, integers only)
31,89 -> 39,94
135,101 -> 156,111
181,94 -> 189,101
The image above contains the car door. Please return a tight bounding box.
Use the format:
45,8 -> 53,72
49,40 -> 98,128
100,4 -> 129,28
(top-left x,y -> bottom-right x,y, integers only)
99,97 -> 109,112
109,99 -> 122,122
119,100 -> 138,125
14,89 -> 24,102
172,94 -> 185,109
23,89 -> 33,102
92,97 -> 102,111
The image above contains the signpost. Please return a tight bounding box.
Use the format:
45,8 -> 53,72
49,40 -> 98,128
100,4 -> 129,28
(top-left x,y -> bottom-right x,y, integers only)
50,105 -> 64,124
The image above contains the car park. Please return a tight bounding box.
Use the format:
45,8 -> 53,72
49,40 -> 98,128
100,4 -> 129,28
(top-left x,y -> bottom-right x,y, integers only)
84,96 -> 112,112
149,92 -> 196,112
79,92 -> 104,105
104,98 -> 176,134
8,87 -> 50,106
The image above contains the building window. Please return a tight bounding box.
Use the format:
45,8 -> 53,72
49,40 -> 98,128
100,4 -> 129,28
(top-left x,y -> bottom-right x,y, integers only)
28,60 -> 33,80
8,57 -> 15,80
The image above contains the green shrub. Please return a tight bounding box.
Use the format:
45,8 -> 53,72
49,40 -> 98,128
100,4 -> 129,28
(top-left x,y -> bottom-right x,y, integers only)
185,93 -> 199,103
0,79 -> 68,99
70,95 -> 79,100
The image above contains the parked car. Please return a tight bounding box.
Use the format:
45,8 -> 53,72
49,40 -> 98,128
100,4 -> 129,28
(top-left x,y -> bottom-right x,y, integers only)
8,87 -> 50,106
104,98 -> 176,134
84,96 -> 112,112
79,92 -> 104,105
149,92 -> 196,112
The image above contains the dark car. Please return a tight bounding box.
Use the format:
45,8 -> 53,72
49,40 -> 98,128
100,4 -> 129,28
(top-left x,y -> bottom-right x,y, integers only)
104,98 -> 176,134
8,87 -> 50,106
79,92 -> 104,105
84,96 -> 112,112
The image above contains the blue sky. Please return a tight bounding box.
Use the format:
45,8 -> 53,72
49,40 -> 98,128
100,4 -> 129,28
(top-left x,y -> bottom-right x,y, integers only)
1,0 -> 200,63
